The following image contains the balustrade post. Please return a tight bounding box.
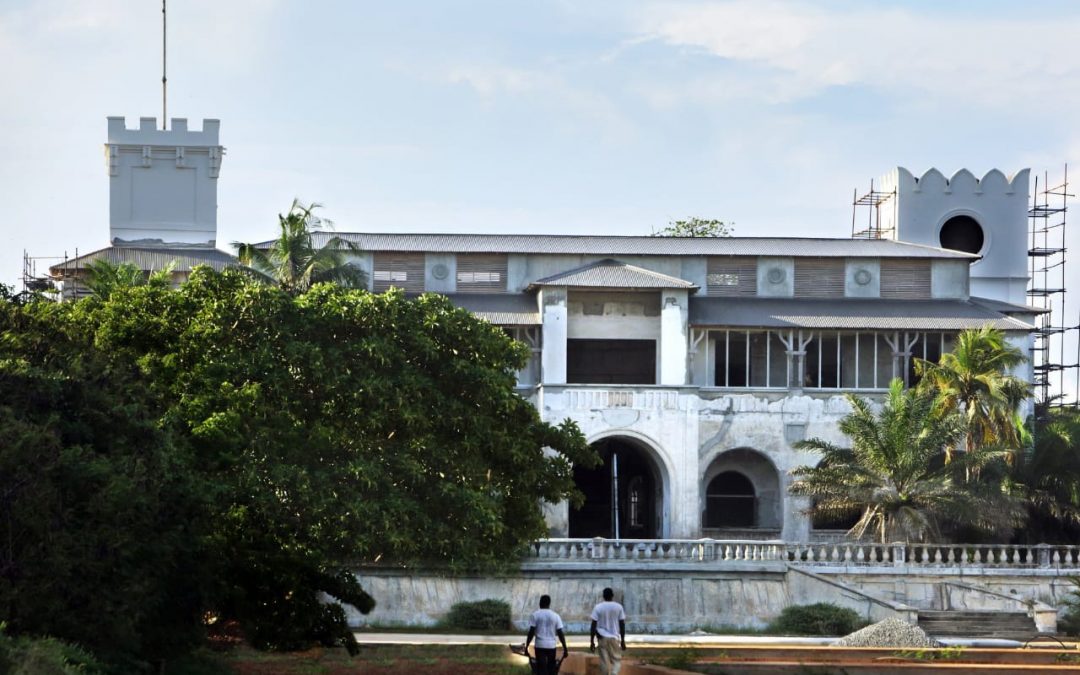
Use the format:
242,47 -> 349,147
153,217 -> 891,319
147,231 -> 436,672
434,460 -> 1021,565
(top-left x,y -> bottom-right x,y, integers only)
592,537 -> 604,559
1037,544 -> 1051,568
891,542 -> 906,567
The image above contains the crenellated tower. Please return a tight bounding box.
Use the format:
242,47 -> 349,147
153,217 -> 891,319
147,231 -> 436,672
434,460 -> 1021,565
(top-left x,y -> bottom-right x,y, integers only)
105,116 -> 224,248
875,167 -> 1031,305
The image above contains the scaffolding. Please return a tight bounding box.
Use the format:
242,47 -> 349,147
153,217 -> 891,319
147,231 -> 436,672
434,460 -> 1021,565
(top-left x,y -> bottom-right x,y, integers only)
1028,166 -> 1077,408
851,179 -> 897,239
21,250 -> 66,299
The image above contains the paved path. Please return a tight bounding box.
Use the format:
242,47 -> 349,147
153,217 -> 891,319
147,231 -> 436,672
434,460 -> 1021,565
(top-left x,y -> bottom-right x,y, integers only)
353,632 -> 1041,649
354,632 -> 835,646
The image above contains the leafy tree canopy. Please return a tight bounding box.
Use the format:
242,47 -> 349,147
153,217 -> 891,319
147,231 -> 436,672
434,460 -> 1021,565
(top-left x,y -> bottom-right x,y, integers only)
0,298 -> 205,666
652,217 -> 733,237
1,268 -> 593,662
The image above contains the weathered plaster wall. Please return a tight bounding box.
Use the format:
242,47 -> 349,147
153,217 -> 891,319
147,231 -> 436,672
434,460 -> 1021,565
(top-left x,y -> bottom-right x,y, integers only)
347,565 -> 1069,632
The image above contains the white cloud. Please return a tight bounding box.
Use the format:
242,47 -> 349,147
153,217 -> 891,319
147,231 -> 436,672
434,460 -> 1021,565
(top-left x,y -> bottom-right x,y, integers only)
631,1 -> 1080,109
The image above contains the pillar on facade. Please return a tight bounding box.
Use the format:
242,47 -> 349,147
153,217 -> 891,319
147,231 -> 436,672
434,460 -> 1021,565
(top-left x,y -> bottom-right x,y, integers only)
540,287 -> 567,384
659,290 -> 689,385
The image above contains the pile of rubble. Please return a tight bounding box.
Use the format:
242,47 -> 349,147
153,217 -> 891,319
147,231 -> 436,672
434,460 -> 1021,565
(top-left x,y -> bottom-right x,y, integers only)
835,618 -> 942,648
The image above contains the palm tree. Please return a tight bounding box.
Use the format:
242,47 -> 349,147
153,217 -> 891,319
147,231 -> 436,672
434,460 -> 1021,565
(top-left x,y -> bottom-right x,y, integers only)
1008,405 -> 1080,542
233,200 -> 365,294
83,260 -> 175,300
791,380 -> 1024,543
914,326 -> 1029,460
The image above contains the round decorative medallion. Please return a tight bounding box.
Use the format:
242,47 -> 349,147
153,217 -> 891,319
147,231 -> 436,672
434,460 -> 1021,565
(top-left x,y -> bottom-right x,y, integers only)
766,267 -> 786,284
854,269 -> 873,286
432,263 -> 449,280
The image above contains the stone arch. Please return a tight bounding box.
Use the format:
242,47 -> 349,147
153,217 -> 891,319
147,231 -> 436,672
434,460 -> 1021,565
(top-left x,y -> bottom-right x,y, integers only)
569,430 -> 672,539
701,447 -> 782,532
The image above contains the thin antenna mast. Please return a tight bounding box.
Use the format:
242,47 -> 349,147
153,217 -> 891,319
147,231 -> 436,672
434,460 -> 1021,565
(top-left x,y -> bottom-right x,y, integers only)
162,0 -> 168,130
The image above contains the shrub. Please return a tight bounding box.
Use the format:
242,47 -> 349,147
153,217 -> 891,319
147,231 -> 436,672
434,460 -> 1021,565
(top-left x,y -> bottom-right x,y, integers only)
768,603 -> 863,636
0,627 -> 106,675
443,600 -> 512,631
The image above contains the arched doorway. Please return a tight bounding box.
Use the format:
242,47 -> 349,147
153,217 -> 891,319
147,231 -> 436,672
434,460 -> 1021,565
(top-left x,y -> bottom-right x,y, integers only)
701,448 -> 782,536
569,437 -> 664,539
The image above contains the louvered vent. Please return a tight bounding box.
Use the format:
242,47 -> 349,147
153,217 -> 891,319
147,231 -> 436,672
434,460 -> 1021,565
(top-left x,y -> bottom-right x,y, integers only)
880,259 -> 931,299
794,258 -> 845,298
456,254 -> 507,293
707,256 -> 757,296
373,252 -> 425,293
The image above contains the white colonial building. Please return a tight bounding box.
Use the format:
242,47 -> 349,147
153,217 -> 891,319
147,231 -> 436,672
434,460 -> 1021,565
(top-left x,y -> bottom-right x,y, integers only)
51,117 -> 1041,545
317,168 -> 1040,543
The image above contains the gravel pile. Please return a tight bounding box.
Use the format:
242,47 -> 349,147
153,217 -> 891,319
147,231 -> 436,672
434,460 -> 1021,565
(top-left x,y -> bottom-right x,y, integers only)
834,618 -> 942,648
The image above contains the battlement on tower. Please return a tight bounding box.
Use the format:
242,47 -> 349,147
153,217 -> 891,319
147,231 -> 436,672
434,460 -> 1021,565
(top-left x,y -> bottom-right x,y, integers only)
106,116 -> 220,146
882,167 -> 1028,197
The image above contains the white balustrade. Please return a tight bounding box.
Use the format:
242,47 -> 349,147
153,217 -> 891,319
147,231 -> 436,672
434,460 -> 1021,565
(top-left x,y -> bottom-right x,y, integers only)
525,539 -> 1080,569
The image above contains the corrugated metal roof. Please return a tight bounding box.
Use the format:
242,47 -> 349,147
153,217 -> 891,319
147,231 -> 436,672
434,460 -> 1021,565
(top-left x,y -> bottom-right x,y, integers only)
969,296 -> 1049,315
444,293 -> 540,325
50,246 -> 237,274
287,232 -> 977,259
530,259 -> 696,290
689,297 -> 1034,331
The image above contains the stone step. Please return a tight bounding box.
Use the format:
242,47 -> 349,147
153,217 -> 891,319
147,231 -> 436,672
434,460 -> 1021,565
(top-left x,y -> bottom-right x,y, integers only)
917,611 -> 1036,638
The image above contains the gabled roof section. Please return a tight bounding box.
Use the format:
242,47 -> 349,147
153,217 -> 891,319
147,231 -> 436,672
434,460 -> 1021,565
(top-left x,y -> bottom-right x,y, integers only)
290,233 -> 978,259
50,246 -> 237,274
529,259 -> 697,290
689,297 -> 1035,331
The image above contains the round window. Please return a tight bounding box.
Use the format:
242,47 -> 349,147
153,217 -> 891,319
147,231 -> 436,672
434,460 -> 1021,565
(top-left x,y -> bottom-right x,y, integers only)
939,215 -> 985,254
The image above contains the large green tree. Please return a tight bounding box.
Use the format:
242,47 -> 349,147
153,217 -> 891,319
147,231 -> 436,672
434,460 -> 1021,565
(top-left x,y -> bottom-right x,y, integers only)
791,380 -> 1024,543
234,200 -> 366,293
1,268 -> 592,662
0,299 -> 205,667
88,269 -> 593,653
914,326 -> 1028,460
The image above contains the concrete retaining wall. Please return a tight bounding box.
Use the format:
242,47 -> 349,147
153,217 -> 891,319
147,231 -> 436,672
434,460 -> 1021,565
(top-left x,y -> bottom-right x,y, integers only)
349,563 -> 1074,633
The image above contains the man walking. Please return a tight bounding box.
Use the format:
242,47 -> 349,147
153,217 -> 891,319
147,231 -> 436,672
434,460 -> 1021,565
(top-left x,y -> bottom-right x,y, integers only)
525,594 -> 568,675
589,587 -> 626,675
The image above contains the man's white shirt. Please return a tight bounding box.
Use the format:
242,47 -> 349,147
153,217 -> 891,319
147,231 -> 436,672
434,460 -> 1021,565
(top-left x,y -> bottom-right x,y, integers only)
529,608 -> 564,649
590,601 -> 625,639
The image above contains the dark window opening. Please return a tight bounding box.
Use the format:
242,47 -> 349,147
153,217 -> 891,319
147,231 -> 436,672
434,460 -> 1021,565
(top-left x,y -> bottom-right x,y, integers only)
939,215 -> 984,255
705,471 -> 756,528
567,339 -> 655,384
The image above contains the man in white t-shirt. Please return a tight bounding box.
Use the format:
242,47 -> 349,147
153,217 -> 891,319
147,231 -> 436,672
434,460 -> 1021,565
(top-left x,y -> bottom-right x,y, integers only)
589,587 -> 626,675
525,594 -> 568,675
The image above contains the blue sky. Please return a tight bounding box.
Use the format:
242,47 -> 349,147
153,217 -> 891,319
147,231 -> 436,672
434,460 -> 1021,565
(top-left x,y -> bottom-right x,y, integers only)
3,0 -> 1079,293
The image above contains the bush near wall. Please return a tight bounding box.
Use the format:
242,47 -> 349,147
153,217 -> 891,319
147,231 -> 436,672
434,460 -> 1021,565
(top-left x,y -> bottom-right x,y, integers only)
768,603 -> 864,636
443,600 -> 512,631
0,626 -> 106,675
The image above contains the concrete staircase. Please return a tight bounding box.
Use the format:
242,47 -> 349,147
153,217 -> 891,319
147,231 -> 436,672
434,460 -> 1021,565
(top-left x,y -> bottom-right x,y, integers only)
917,610 -> 1039,640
